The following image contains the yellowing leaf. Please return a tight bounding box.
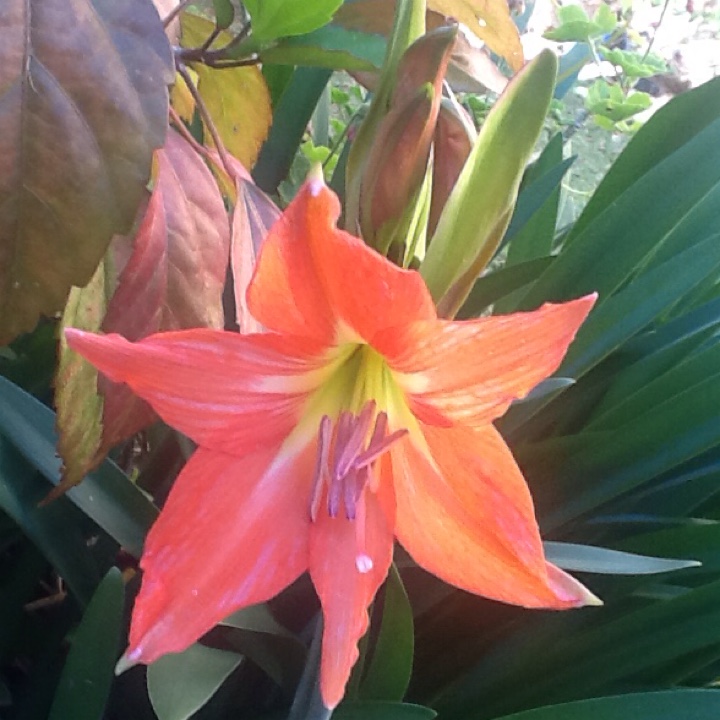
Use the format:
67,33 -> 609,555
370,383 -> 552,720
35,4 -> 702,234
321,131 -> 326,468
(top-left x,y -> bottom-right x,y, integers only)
428,0 -> 523,71
180,14 -> 272,169
196,64 -> 272,169
171,68 -> 198,122
54,262 -> 110,501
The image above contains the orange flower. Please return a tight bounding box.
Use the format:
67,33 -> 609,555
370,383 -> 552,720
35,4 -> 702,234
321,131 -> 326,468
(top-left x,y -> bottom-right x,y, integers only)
65,175 -> 599,709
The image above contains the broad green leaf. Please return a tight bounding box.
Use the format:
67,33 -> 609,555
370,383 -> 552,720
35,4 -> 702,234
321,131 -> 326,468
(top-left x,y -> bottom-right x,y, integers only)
147,643 -> 243,720
212,0 -> 234,29
360,565 -> 414,701
0,436 -> 101,605
48,569 -> 124,720
421,50 -> 557,317
586,80 -> 651,124
490,690 -> 720,720
180,14 -> 272,168
335,702 -> 436,720
543,2 -> 616,42
0,0 -> 173,344
222,603 -> 293,637
0,375 -> 157,558
260,24 -> 387,71
603,48 -> 666,78
544,541 -> 700,575
244,0 -> 342,44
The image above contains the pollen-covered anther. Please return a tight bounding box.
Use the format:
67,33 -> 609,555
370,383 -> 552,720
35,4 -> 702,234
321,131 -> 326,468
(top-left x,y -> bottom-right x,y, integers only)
309,401 -> 407,572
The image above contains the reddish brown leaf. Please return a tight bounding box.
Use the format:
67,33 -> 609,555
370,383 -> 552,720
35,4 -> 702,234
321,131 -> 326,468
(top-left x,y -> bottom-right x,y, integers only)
0,0 -> 173,344
429,96 -> 476,236
55,128 -> 231,492
231,178 -> 281,333
99,128 -> 230,451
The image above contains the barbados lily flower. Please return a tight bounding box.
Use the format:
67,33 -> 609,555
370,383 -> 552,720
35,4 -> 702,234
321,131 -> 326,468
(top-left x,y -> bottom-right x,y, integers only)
65,173 -> 599,709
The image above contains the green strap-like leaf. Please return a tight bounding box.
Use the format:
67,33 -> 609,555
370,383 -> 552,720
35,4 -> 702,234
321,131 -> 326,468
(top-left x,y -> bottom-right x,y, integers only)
335,702 -> 436,720
147,643 -> 243,720
490,690 -> 720,720
0,436 -> 101,605
48,569 -> 124,720
544,541 -> 700,575
360,565 -> 414,702
253,67 -> 332,194
0,376 -> 157,557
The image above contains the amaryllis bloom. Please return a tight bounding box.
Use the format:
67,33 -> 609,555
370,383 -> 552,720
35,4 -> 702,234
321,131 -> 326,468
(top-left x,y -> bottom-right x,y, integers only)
65,173 -> 599,709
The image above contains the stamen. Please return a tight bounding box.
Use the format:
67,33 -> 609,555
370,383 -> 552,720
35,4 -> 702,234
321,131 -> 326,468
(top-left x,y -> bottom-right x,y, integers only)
309,401 -> 406,573
333,401 -> 375,481
355,427 -> 408,470
309,416 -> 332,522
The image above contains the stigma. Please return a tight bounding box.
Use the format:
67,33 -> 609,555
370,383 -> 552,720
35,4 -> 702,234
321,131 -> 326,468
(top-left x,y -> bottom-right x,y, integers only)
309,401 -> 406,572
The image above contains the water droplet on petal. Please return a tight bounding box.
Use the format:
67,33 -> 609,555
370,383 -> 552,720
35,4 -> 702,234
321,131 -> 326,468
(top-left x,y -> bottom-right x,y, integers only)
356,554 -> 373,574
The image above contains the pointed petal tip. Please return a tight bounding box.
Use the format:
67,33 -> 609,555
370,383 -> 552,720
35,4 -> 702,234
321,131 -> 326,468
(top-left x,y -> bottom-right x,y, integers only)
582,588 -> 604,608
581,291 -> 599,311
63,327 -> 85,347
320,667 -> 350,710
115,647 -> 142,675
307,163 -> 326,196
546,563 -> 602,609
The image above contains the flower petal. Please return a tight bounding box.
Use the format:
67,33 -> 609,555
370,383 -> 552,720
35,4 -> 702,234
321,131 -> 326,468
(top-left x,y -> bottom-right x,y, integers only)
378,296 -> 596,427
124,442 -> 315,667
65,327 -> 330,455
248,175 -> 436,344
309,477 -> 395,708
392,423 -> 597,608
